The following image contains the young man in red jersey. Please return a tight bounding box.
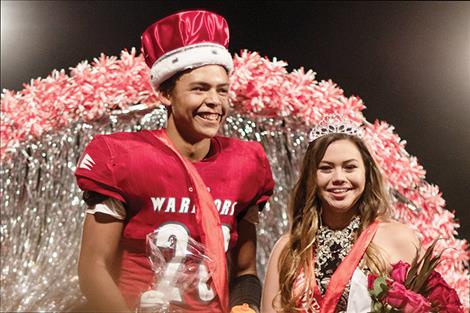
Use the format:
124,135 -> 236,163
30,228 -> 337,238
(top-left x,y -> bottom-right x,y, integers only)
75,10 -> 274,313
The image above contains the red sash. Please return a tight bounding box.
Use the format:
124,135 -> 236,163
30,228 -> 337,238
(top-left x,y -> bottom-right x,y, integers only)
152,129 -> 228,313
305,221 -> 379,313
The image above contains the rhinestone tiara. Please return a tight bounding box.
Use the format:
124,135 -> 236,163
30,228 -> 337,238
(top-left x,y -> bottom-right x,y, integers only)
308,114 -> 363,143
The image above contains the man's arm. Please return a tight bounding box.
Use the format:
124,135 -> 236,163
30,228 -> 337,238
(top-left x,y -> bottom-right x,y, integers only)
78,213 -> 131,312
229,216 -> 261,313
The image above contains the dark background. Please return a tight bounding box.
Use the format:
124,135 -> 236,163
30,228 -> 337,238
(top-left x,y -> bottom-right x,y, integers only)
2,1 -> 469,240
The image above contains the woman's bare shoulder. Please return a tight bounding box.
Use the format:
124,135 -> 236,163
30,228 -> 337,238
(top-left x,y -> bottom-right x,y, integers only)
272,233 -> 290,253
265,233 -> 291,274
374,219 -> 421,264
377,219 -> 419,240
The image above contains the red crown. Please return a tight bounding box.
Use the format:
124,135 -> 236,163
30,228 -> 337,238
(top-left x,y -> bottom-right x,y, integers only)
141,10 -> 233,89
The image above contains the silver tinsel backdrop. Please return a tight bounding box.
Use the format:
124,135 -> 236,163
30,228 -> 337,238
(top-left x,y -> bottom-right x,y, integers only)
1,106 -> 307,312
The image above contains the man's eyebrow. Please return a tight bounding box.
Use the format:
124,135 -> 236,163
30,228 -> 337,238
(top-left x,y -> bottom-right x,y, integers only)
188,82 -> 229,87
189,81 -> 209,86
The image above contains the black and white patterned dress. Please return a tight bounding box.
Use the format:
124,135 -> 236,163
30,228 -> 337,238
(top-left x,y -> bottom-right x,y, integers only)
314,215 -> 361,313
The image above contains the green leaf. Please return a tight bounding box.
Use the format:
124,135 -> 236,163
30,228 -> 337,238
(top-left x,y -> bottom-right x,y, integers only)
410,239 -> 442,292
405,247 -> 420,288
370,301 -> 385,313
370,276 -> 388,298
406,238 -> 442,292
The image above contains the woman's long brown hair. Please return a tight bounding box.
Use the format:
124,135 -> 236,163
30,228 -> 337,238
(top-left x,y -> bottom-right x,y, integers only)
275,133 -> 391,312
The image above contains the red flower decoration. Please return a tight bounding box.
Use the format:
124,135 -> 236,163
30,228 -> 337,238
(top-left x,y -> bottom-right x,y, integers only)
389,261 -> 410,285
384,281 -> 431,313
427,271 -> 464,313
369,239 -> 465,312
368,273 -> 378,289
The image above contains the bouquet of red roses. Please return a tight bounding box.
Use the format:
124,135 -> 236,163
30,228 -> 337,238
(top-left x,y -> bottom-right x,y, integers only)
368,240 -> 464,313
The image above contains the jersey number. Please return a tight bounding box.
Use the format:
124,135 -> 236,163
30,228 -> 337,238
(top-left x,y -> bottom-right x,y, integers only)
152,223 -> 231,303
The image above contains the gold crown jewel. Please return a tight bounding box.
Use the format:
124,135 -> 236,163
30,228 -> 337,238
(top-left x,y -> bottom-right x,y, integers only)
308,114 -> 363,143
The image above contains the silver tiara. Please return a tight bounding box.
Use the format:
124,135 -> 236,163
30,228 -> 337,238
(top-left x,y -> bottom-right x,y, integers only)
308,114 -> 363,143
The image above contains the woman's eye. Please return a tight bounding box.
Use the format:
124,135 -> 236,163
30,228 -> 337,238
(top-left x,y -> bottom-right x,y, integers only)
345,165 -> 357,171
318,166 -> 332,172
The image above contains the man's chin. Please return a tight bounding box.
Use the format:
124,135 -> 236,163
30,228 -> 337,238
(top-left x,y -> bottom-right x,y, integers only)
193,128 -> 220,140
199,123 -> 222,135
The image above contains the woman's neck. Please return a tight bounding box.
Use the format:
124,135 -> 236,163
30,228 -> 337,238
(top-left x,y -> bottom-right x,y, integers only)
321,209 -> 359,230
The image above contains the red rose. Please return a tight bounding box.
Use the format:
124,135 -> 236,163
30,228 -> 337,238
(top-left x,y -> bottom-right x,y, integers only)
384,281 -> 431,313
389,261 -> 410,284
368,273 -> 378,290
427,271 -> 464,313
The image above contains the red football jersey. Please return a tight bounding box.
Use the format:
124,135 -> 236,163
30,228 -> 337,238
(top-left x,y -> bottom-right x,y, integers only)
75,129 -> 274,311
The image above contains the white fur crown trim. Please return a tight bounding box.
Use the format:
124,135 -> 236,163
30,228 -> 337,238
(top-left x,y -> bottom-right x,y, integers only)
149,43 -> 233,89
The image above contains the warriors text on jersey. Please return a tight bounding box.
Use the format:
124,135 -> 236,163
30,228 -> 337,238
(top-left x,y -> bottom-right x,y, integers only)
75,129 -> 274,311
